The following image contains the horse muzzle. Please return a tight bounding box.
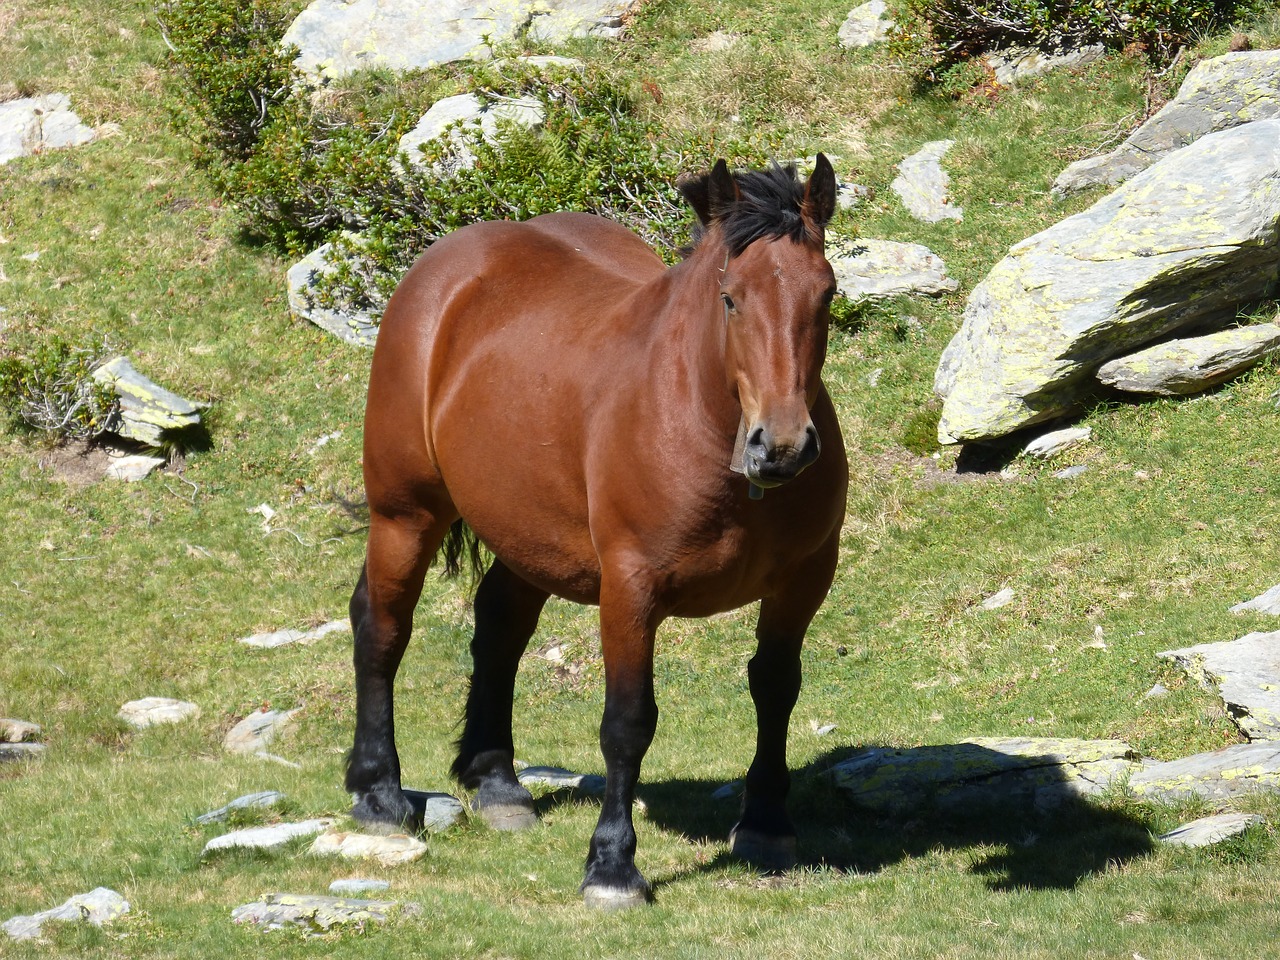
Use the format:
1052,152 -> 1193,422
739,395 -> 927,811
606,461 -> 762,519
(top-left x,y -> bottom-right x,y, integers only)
742,421 -> 821,488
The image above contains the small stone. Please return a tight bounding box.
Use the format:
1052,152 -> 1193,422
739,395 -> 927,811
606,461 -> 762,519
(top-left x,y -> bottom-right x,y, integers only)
1141,683 -> 1169,700
516,765 -> 606,794
828,237 -> 958,301
105,454 -> 166,482
0,742 -> 45,762
310,831 -> 427,866
1097,324 -> 1280,396
838,0 -> 894,49
1231,583 -> 1280,616
981,587 -> 1016,610
195,790 -> 287,825
712,780 -> 742,801
891,140 -> 963,223
0,718 -> 41,742
203,819 -> 332,855
985,44 -> 1105,87
231,893 -> 401,932
1023,426 -> 1091,459
118,697 -> 200,729
403,790 -> 466,832
809,720 -> 837,736
836,182 -> 872,210
240,619 -> 349,648
1053,465 -> 1089,479
1159,812 -> 1263,847
329,878 -> 391,896
3,888 -> 129,941
223,706 -> 302,755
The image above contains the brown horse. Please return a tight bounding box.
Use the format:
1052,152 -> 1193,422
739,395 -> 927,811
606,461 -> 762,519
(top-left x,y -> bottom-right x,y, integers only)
346,156 -> 848,908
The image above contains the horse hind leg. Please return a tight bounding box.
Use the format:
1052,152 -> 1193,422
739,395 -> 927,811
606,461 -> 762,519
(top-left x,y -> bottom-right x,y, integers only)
346,510 -> 446,833
452,559 -> 549,830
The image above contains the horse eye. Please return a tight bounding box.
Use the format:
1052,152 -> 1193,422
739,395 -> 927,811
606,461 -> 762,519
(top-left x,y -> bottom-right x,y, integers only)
721,293 -> 736,312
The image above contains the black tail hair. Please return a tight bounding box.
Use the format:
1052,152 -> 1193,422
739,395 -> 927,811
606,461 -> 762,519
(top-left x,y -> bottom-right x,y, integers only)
439,518 -> 489,586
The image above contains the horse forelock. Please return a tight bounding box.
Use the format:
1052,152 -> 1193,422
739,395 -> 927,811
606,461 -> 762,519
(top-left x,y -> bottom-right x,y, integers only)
682,162 -> 825,260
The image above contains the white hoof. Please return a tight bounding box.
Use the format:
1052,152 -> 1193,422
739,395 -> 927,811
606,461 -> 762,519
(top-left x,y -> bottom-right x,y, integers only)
582,884 -> 650,911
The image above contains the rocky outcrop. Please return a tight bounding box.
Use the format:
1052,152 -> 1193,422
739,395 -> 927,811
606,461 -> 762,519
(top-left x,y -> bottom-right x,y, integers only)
828,238 -> 958,300
3,888 -> 129,941
1096,322 -> 1280,396
232,893 -> 409,932
1159,632 -> 1280,741
0,94 -> 98,165
1055,50 -> 1280,196
1159,812 -> 1263,847
287,242 -> 381,348
1129,742 -> 1280,801
838,1 -> 893,49
891,140 -> 963,223
985,45 -> 1104,88
398,93 -> 544,175
935,120 -> 1280,444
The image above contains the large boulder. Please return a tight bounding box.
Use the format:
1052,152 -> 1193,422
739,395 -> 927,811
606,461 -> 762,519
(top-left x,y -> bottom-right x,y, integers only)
935,119 -> 1280,444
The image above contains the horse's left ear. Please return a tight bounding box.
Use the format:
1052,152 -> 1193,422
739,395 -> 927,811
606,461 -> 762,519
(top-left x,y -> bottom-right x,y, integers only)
803,153 -> 837,229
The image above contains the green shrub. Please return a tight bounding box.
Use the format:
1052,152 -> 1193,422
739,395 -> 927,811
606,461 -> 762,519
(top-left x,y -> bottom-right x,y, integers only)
0,334 -> 120,441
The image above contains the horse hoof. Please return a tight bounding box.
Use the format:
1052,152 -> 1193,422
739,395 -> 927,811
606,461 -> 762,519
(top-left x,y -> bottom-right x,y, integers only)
475,801 -> 538,831
351,791 -> 420,835
729,826 -> 797,872
582,884 -> 651,911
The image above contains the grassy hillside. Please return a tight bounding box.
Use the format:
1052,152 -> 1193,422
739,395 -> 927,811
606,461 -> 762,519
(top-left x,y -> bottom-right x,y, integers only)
3,1 -> 1280,956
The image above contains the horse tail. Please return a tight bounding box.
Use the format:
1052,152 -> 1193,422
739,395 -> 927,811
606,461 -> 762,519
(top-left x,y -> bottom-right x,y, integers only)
439,517 -> 488,585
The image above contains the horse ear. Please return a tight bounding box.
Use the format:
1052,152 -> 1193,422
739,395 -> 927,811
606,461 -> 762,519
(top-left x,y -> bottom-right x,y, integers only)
803,153 -> 837,229
678,159 -> 740,226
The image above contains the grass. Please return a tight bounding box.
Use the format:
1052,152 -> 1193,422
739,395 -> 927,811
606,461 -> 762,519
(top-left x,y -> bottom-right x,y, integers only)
4,0 -> 1280,956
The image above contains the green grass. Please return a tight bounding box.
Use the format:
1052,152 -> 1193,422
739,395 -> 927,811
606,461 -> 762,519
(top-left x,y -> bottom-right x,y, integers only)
4,0 -> 1280,956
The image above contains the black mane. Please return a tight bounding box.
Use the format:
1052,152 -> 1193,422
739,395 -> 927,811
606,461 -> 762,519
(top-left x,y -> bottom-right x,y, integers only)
681,161 -> 821,258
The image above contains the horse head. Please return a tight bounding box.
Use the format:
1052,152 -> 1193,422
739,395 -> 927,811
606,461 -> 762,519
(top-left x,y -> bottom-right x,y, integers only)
681,155 -> 838,490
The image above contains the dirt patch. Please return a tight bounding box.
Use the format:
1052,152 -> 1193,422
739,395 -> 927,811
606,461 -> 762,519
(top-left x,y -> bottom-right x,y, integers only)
34,442 -> 112,487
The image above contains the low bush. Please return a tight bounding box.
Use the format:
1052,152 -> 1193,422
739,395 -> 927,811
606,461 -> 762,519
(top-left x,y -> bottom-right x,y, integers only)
0,334 -> 119,441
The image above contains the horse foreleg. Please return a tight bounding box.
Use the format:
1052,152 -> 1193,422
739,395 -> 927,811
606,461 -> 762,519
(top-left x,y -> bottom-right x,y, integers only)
453,559 -> 549,830
346,512 -> 442,833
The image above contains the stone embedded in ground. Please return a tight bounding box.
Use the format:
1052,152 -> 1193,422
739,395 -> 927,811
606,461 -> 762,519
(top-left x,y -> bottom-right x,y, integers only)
91,356 -> 204,447
1232,583 -> 1280,616
310,831 -> 428,866
286,242 -> 381,348
398,93 -> 544,176
0,743 -> 45,762
3,887 -> 129,941
0,718 -> 41,742
935,120 -> 1280,444
836,182 -> 872,211
1055,50 -> 1280,196
1054,465 -> 1088,479
1159,812 -> 1264,847
118,697 -> 200,729
985,44 -> 1104,87
329,878 -> 391,897
517,765 -> 607,795
829,737 -> 1140,813
712,780 -> 742,800
0,93 -> 98,165
838,0 -> 893,49
241,619 -> 349,648
195,790 -> 288,825
1129,742 -> 1280,801
980,587 -> 1015,610
690,30 -> 740,53
1023,426 -> 1091,459
403,790 -> 466,832
224,706 -> 302,755
891,140 -> 963,224
526,0 -> 635,42
828,237 -> 958,301
1158,632 -> 1280,740
104,453 -> 166,482
231,893 -> 405,932
1096,323 -> 1280,396
203,819 -> 332,855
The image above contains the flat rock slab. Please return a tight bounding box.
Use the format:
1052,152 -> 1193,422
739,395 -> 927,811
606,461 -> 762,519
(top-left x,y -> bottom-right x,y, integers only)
118,697 -> 200,729
92,356 -> 203,447
105,453 -> 166,482
329,878 -> 391,896
517,765 -> 607,795
403,789 -> 466,832
0,93 -> 97,165
224,706 -> 302,755
287,242 -> 381,347
891,140 -> 963,223
203,819 -> 332,855
1232,583 -> 1280,616
241,619 -> 349,648
838,0 -> 893,49
232,893 -> 405,932
985,44 -> 1104,87
1023,426 -> 1091,459
1159,812 -> 1264,847
1130,742 -> 1280,801
1159,632 -> 1280,740
1097,323 -> 1280,396
0,742 -> 46,762
0,718 -> 41,742
195,790 -> 288,825
1055,50 -> 1280,195
310,831 -> 428,865
935,119 -> 1280,443
828,237 -> 958,300
3,887 -> 129,941
830,737 -> 1140,814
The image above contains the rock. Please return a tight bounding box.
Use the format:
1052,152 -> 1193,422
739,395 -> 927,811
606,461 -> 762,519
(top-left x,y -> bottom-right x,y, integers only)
1023,426 -> 1091,459
3,888 -> 129,941
891,140 -> 963,223
985,44 -> 1104,87
105,453 -> 166,482
935,120 -> 1280,443
838,0 -> 893,49
283,0 -> 639,82
241,619 -> 349,648
0,718 -> 41,742
203,819 -> 332,855
1232,583 -> 1280,616
828,237 -> 958,300
91,356 -> 203,447
118,697 -> 200,729
1158,632 -> 1280,740
1097,323 -> 1280,396
0,94 -> 97,165
310,831 -> 428,865
712,780 -> 742,800
223,706 -> 302,755
1159,812 -> 1264,847
231,893 -> 404,932
403,790 -> 466,832
1055,50 -> 1280,196
287,242 -> 381,347
1129,742 -> 1280,801
1141,683 -> 1169,700
690,31 -> 740,53
398,93 -> 543,176
980,587 -> 1015,610
829,737 -> 1140,813
836,182 -> 872,211
329,878 -> 391,897
195,790 -> 288,825
517,765 -> 607,795
1053,464 -> 1088,479
0,743 -> 45,762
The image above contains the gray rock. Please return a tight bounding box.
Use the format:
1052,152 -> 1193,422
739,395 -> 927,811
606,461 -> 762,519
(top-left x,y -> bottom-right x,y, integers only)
203,819 -> 332,855
1232,583 -> 1280,616
836,182 -> 872,210
891,140 -> 963,223
241,619 -> 349,648
286,242 -> 381,348
517,765 -> 606,795
838,0 -> 894,49
1129,742 -> 1280,801
0,743 -> 45,762
403,789 -> 466,832
1023,426 -> 1091,459
1097,323 -> 1280,396
980,587 -> 1016,610
231,893 -> 404,932
398,93 -> 543,175
985,44 -> 1104,87
1159,812 -> 1263,847
118,697 -> 200,729
310,830 -> 428,865
0,94 -> 97,165
526,0 -> 635,42
105,453 -> 166,482
712,780 -> 742,800
91,356 -> 204,447
195,790 -> 288,825
1055,50 -> 1280,196
1053,464 -> 1089,479
3,888 -> 129,941
224,706 -> 302,755
828,237 -> 958,300
935,120 -> 1280,443
0,718 -> 41,742
1159,632 -> 1280,740
1141,683 -> 1169,700
329,878 -> 391,896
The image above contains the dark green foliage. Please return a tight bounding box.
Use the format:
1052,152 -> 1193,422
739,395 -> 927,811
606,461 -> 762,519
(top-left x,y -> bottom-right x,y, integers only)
898,405 -> 943,455
0,334 -> 119,441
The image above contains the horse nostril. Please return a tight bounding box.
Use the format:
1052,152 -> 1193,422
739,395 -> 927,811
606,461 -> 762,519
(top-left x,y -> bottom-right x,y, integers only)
799,424 -> 821,467
746,425 -> 774,461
